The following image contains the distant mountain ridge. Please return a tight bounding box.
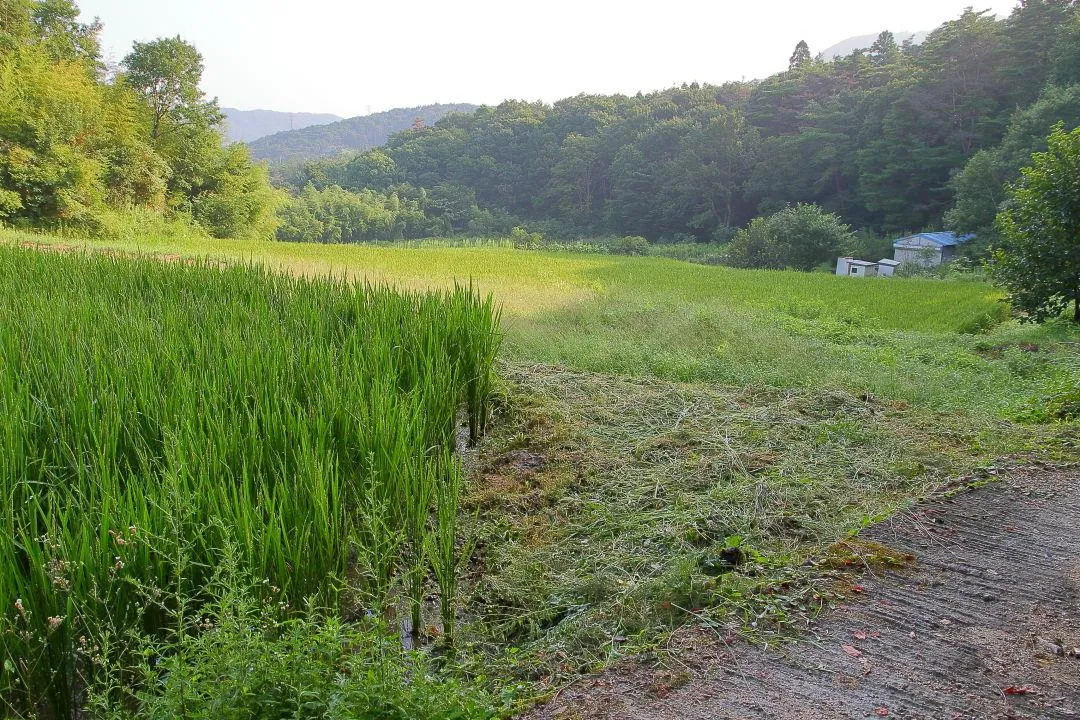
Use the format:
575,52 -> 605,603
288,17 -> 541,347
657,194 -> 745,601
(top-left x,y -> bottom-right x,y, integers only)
222,108 -> 342,143
819,31 -> 929,61
246,103 -> 479,165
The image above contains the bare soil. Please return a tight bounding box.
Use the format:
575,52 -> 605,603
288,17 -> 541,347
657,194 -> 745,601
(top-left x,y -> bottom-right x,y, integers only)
529,465 -> 1080,720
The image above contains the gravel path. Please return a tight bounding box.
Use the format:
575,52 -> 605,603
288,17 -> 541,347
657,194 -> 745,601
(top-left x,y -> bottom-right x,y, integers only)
530,466 -> 1080,720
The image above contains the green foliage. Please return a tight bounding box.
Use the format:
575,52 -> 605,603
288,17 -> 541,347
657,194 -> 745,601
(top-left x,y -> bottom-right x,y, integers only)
509,226 -> 544,249
276,184 -> 426,243
789,40 -> 811,70
1015,364 -> 1080,422
843,228 -> 895,262
0,247 -> 500,717
1050,11 -> 1080,85
86,538 -> 495,720
990,123 -> 1080,322
122,35 -> 221,140
0,43 -> 117,225
271,4 -> 1080,251
190,144 -> 283,238
2,0 -> 100,62
0,1 -> 277,238
947,83 -> 1080,241
608,235 -> 650,256
725,204 -> 851,270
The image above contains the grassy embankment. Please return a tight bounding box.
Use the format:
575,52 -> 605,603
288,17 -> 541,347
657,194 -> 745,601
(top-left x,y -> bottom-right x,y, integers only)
2,225 -> 1078,711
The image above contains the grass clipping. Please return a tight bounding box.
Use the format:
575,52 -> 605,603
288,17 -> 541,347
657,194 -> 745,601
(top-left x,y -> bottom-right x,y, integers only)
459,363 -> 1020,690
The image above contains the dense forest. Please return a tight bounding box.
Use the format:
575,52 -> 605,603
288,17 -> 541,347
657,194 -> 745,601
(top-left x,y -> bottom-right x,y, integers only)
278,1 -> 1080,256
0,0 -> 278,239
2,0 -> 1079,269
246,103 -> 478,164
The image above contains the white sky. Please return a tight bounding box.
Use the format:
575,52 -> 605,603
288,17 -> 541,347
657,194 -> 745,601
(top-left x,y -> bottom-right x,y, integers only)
77,0 -> 1019,118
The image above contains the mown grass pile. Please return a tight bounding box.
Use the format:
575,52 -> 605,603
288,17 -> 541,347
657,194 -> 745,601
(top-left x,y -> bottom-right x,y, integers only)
0,247 -> 500,718
458,364 -> 1077,694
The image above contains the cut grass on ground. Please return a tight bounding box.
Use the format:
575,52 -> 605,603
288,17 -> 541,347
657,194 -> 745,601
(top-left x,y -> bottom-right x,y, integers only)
456,364 -> 1076,705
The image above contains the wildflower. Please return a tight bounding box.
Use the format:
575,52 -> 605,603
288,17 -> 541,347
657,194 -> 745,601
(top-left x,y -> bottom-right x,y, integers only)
14,598 -> 25,617
47,616 -> 63,631
128,525 -> 137,536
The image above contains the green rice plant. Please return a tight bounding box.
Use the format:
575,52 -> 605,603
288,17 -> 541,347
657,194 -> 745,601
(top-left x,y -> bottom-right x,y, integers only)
459,285 -> 504,445
0,247 -> 501,718
403,453 -> 436,636
426,454 -> 474,648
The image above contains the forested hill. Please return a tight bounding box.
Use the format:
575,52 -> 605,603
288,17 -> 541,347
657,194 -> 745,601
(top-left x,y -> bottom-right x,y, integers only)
222,108 -> 342,143
246,104 -> 478,164
284,3 -> 1080,244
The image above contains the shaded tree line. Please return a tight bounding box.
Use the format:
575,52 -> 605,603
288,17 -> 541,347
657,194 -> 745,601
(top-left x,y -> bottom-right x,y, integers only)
279,1 -> 1080,249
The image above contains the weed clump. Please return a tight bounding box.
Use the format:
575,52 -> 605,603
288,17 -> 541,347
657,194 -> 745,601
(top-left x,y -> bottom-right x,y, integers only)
1015,367 -> 1080,422
85,536 -> 495,719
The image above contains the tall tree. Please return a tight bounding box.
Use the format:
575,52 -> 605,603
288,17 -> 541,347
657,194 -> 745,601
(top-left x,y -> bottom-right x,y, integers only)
1001,0 -> 1076,106
122,35 -> 221,139
1050,11 -> 1080,85
990,124 -> 1080,322
947,83 -> 1080,241
868,31 -> 900,66
29,0 -> 99,61
789,40 -> 811,70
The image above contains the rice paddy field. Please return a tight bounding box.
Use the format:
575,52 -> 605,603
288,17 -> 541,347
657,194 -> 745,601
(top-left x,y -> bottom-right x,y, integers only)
6,226 -> 1077,418
0,245 -> 499,717
1,226 -> 1078,718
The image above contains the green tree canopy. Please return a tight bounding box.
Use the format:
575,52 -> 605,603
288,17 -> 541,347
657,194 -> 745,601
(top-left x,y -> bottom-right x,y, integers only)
0,1 -> 276,238
725,203 -> 852,270
789,40 -> 811,70
990,123 -> 1080,322
122,35 -> 221,139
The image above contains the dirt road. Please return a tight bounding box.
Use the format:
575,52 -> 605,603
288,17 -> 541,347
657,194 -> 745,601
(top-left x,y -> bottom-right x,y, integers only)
531,466 -> 1079,720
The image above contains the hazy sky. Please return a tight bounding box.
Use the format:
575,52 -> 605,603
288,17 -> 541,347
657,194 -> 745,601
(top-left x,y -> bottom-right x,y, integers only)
77,1 -> 1019,118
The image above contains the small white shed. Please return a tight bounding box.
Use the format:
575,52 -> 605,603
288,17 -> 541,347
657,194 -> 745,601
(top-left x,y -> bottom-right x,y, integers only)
836,257 -> 878,277
877,259 -> 901,277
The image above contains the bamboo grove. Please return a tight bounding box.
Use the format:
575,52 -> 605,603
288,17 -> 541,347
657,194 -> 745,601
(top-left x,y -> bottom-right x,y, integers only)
0,247 -> 501,717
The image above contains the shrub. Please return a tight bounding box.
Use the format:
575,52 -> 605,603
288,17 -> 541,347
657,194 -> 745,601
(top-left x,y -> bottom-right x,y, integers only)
608,235 -> 650,255
956,302 -> 1010,334
509,226 -> 544,249
725,204 -> 852,271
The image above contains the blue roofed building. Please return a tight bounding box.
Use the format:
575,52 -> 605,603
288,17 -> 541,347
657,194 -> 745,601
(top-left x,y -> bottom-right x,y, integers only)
893,232 -> 975,267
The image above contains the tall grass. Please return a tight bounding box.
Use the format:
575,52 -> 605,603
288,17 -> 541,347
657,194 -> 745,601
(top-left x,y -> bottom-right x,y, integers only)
0,247 -> 501,718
